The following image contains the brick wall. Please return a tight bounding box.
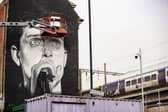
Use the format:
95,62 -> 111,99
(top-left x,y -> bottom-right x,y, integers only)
0,1 -> 8,110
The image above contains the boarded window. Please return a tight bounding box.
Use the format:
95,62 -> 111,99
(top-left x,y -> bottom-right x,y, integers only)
132,79 -> 137,85
126,81 -> 130,86
151,74 -> 156,80
144,76 -> 150,82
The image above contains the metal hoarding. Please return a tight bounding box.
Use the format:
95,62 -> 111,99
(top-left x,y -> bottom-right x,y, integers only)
25,94 -> 143,112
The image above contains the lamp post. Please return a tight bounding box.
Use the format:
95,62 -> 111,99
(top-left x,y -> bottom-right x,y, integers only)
104,63 -> 107,97
158,89 -> 161,112
135,48 -> 144,112
88,0 -> 93,91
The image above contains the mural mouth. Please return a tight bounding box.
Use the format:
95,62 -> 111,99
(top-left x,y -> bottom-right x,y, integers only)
40,67 -> 55,82
30,60 -> 57,96
32,67 -> 55,95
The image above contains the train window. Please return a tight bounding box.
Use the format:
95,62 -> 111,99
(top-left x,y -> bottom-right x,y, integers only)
144,76 -> 150,82
132,79 -> 137,85
138,78 -> 141,83
151,74 -> 156,80
126,81 -> 130,86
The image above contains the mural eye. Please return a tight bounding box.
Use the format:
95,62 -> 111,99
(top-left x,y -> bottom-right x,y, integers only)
50,18 -> 55,21
49,39 -> 61,49
30,38 -> 42,47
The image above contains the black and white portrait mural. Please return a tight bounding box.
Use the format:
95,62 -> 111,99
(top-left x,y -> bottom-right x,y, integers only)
5,0 -> 79,110
11,16 -> 68,96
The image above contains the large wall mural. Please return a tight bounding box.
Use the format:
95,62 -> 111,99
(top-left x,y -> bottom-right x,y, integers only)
5,0 -> 79,110
10,15 -> 68,96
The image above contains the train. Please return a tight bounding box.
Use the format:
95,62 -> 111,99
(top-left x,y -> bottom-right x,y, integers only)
103,67 -> 168,96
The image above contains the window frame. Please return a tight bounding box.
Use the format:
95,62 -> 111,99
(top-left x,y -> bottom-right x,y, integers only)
138,78 -> 141,83
126,81 -> 131,86
151,74 -> 156,80
144,76 -> 150,82
131,79 -> 137,85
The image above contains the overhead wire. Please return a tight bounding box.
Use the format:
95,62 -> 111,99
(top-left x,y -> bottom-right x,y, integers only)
104,39 -> 168,63
93,39 -> 168,72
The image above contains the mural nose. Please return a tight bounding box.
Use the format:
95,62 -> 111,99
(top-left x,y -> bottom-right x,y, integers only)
43,48 -> 52,57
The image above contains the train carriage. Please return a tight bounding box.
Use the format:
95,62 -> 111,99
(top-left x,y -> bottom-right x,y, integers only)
103,67 -> 168,96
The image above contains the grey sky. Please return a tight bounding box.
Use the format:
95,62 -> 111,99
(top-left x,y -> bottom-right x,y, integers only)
1,0 -> 168,73
75,0 -> 168,73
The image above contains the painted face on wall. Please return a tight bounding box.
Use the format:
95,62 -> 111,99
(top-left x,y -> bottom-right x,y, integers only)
11,26 -> 67,96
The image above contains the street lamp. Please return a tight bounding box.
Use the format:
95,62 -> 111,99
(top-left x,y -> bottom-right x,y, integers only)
135,48 -> 145,112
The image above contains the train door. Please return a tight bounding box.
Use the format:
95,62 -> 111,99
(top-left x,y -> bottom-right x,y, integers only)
119,80 -> 125,93
109,82 -> 118,96
166,68 -> 168,83
158,68 -> 166,85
